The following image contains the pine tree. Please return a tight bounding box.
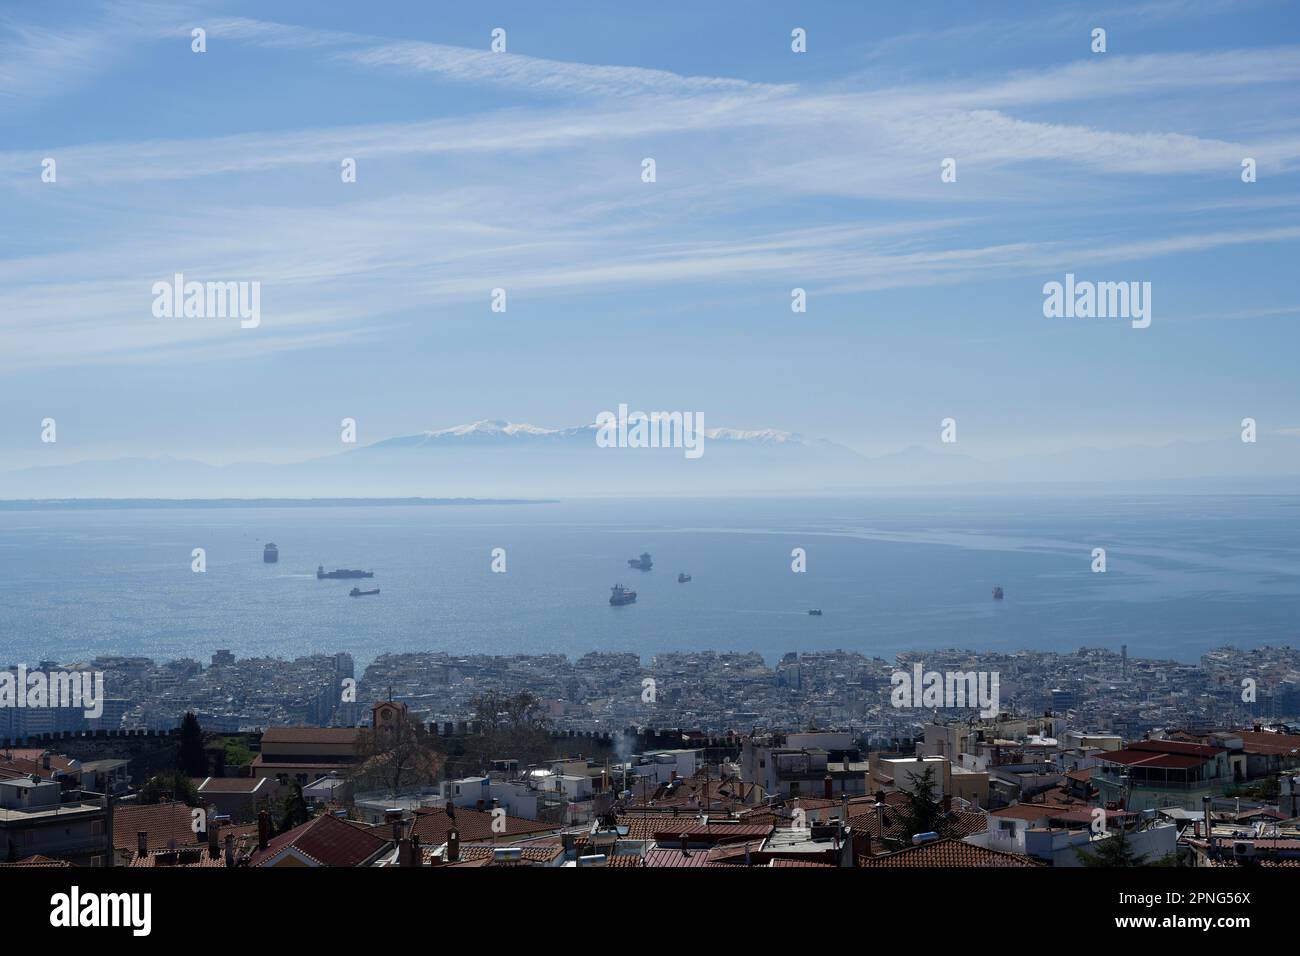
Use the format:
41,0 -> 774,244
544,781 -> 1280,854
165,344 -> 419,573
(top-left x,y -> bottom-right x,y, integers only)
176,712 -> 208,777
277,781 -> 311,833
894,766 -> 951,842
1076,825 -> 1145,866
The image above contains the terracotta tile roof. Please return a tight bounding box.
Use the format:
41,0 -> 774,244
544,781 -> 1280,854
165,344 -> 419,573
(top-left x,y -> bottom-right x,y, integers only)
250,755 -> 353,770
644,848 -> 716,867
0,854 -> 73,867
197,776 -> 274,793
990,803 -> 1073,823
1131,739 -> 1226,758
615,811 -> 702,841
860,838 -> 1041,868
114,801 -> 204,851
0,755 -> 79,780
449,844 -> 565,866
1099,750 -> 1211,770
650,821 -> 774,845
410,805 -> 559,845
1100,739 -> 1225,769
1236,730 -> 1300,757
771,857 -> 835,867
248,812 -> 389,867
847,804 -> 988,841
627,771 -> 751,812
128,847 -> 229,868
1236,807 -> 1287,821
260,727 -> 359,746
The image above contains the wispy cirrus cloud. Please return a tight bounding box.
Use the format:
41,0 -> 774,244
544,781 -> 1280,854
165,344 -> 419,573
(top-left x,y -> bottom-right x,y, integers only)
204,15 -> 788,98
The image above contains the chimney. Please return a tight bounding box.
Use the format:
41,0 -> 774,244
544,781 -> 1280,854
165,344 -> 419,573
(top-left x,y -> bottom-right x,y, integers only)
411,833 -> 421,865
942,794 -> 952,814
1202,796 -> 1215,856
679,833 -> 690,856
839,826 -> 855,868
257,810 -> 269,851
208,819 -> 220,858
136,830 -> 148,856
397,838 -> 415,867
823,774 -> 833,800
446,828 -> 460,863
41,753 -> 51,771
224,833 -> 235,868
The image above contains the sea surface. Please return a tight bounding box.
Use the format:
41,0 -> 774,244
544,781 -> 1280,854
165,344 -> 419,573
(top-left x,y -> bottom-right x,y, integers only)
0,495 -> 1297,669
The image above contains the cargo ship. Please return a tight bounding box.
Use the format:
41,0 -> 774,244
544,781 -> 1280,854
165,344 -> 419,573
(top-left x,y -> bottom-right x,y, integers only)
628,552 -> 653,571
318,565 -> 374,579
263,543 -> 278,563
807,608 -> 822,616
677,572 -> 691,583
992,586 -> 1004,600
349,587 -> 380,597
609,584 -> 637,606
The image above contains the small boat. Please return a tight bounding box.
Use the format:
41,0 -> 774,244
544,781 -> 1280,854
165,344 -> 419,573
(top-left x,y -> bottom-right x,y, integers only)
992,586 -> 1004,600
628,552 -> 653,571
349,587 -> 380,597
807,609 -> 822,616
609,584 -> 637,606
318,565 -> 374,580
677,572 -> 691,583
263,543 -> 278,563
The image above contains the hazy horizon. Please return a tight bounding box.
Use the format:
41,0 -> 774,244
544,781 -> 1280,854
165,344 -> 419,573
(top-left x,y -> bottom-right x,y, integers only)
3,0 -> 1299,485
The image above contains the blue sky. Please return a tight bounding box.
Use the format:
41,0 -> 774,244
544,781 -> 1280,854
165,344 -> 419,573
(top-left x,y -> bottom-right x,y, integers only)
1,0 -> 1298,471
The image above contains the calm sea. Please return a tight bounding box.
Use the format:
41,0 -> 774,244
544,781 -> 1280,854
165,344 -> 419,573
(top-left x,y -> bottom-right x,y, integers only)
1,495 -> 1297,668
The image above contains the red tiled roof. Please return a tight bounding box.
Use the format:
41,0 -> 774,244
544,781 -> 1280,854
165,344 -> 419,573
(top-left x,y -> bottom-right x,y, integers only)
114,802 -> 205,851
1236,731 -> 1300,757
644,848 -> 716,867
1130,739 -> 1225,758
198,777 -> 274,793
260,727 -> 359,746
771,858 -> 835,867
447,844 -> 565,867
859,838 -> 1041,868
128,848 -> 229,868
1099,748 -> 1212,770
615,811 -> 704,841
650,822 -> 774,845
410,806 -> 559,845
847,804 -> 988,841
990,803 -> 1071,823
248,813 -> 389,867
0,854 -> 73,868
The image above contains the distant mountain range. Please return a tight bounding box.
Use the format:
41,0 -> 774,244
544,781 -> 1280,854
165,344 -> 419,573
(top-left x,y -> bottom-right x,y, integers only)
2,419 -> 1298,499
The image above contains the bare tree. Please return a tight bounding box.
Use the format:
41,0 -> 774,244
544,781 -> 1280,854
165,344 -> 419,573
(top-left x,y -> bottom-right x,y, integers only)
349,713 -> 444,798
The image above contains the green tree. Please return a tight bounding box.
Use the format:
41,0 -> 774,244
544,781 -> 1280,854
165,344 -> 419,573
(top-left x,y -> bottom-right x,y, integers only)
1075,824 -> 1175,866
893,766 -> 951,843
139,770 -> 201,807
176,712 -> 208,777
276,781 -> 311,833
220,737 -> 256,768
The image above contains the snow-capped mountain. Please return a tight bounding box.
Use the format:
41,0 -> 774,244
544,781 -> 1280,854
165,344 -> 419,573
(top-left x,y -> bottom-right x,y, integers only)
368,419 -> 850,452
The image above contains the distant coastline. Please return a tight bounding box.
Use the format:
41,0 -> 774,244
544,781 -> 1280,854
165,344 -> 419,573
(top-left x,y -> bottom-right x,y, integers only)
0,497 -> 558,510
